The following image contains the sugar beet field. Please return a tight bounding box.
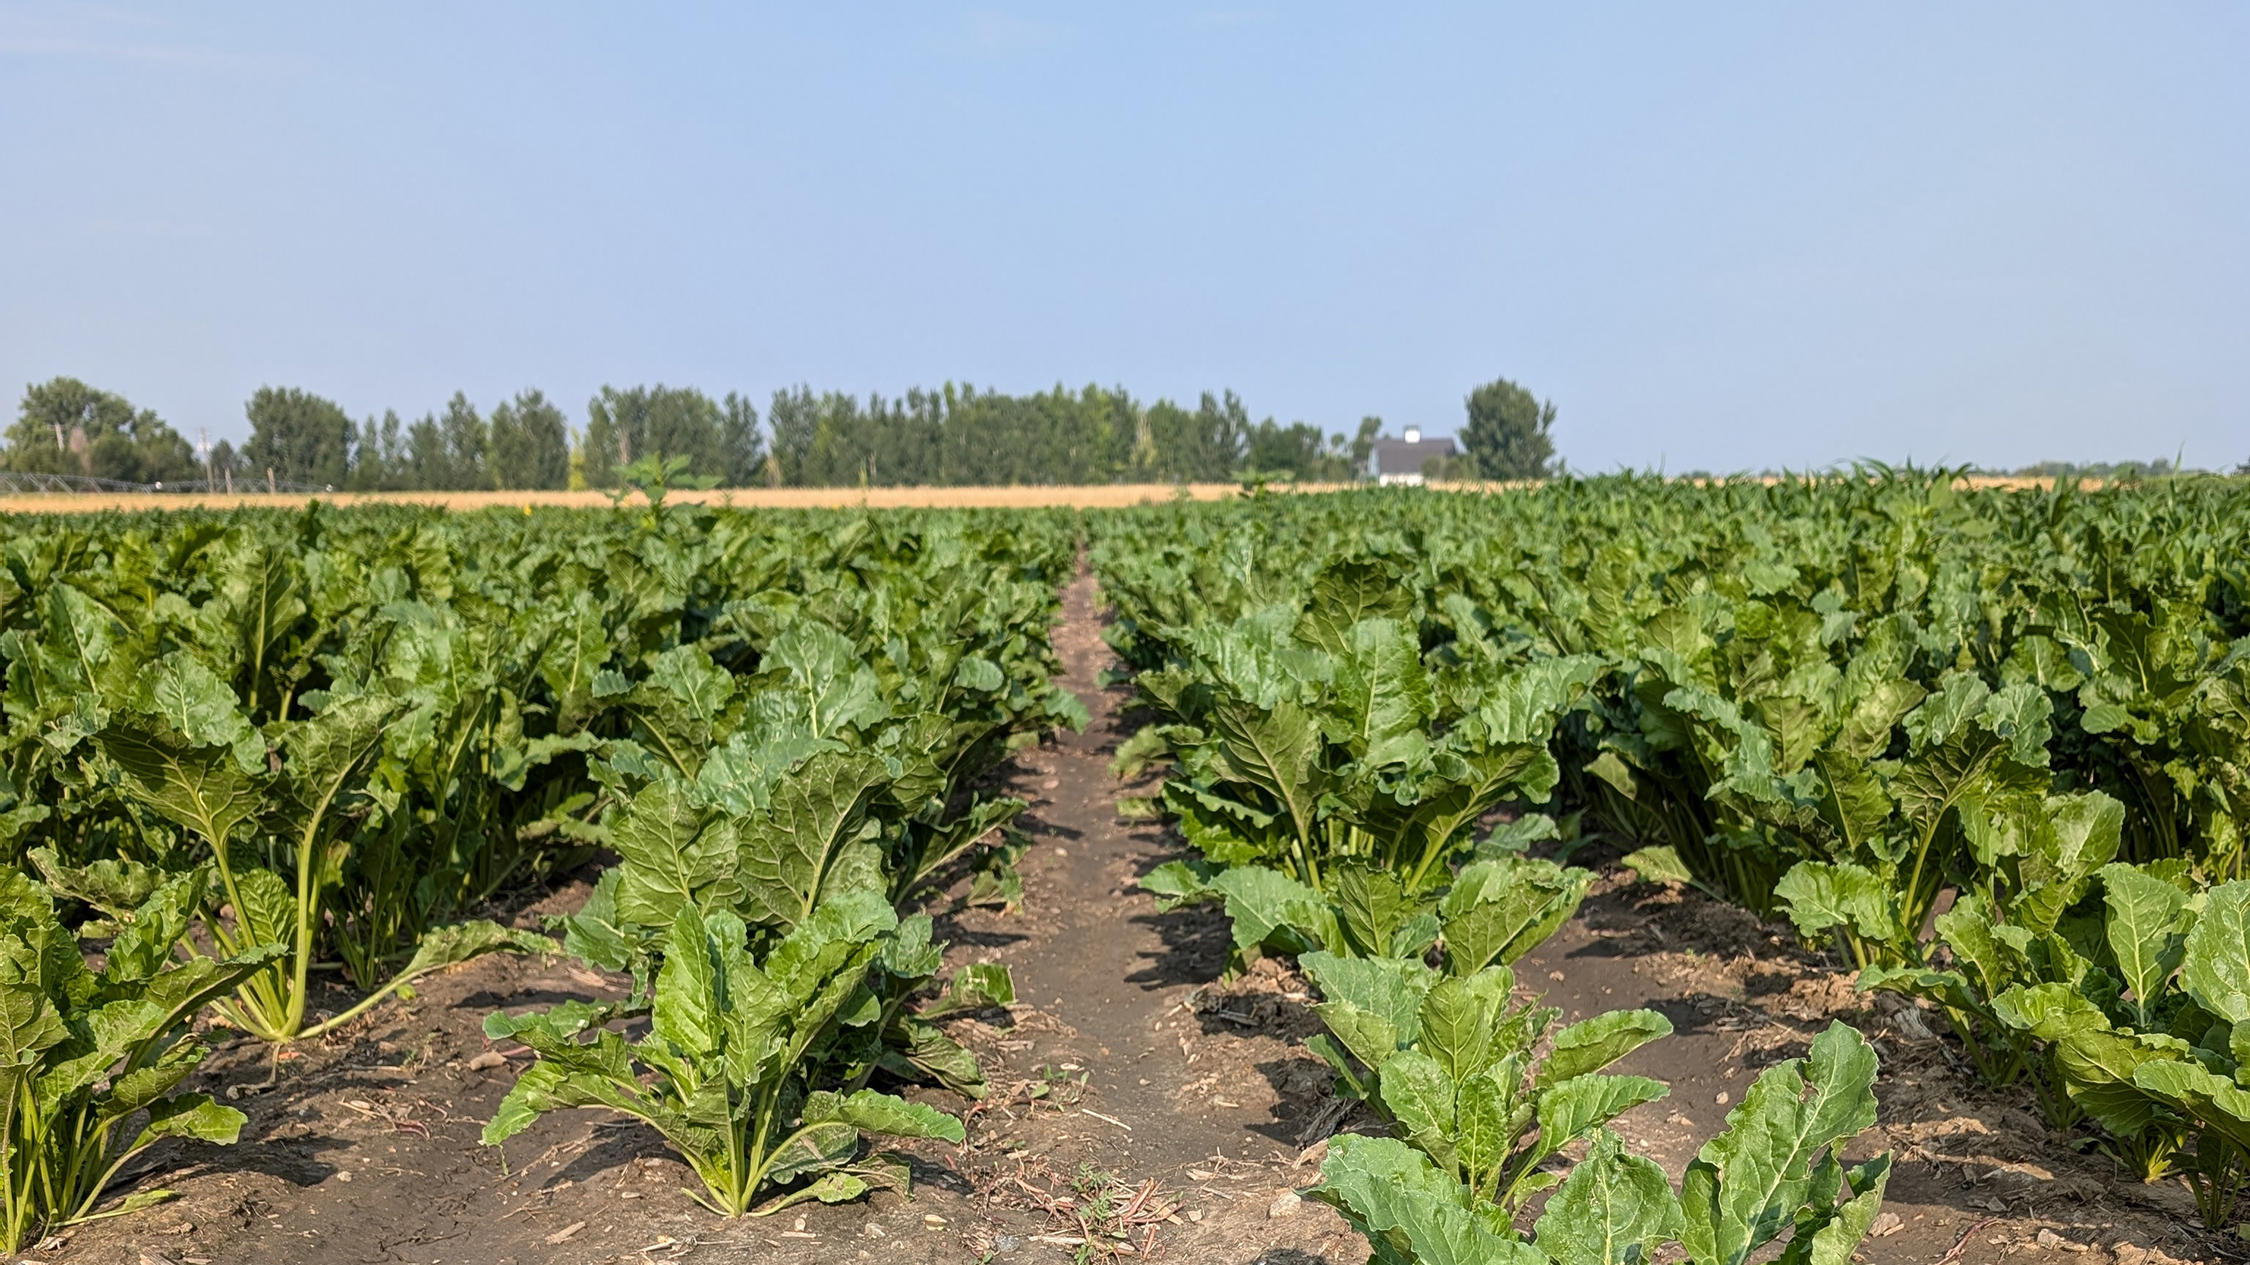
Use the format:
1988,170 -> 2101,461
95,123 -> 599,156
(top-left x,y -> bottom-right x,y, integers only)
3,476 -> 2247,1265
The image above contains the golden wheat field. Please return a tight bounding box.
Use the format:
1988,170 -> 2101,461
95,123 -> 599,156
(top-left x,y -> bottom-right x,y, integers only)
0,474 -> 2101,515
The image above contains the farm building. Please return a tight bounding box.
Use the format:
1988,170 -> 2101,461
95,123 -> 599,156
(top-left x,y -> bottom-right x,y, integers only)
1367,426 -> 1459,485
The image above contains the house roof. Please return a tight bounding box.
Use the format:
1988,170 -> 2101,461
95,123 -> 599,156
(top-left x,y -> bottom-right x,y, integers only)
1369,435 -> 1458,476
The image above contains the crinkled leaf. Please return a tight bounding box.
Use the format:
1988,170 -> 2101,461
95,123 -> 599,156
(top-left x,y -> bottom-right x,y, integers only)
1533,1074 -> 1670,1167
2101,863 -> 2188,1028
2183,879 -> 2250,1025
1534,1128 -> 1680,1265
1311,1134 -> 1540,1265
809,1088 -> 965,1143
1441,858 -> 1592,974
1539,1010 -> 1673,1088
1678,1022 -> 1880,1265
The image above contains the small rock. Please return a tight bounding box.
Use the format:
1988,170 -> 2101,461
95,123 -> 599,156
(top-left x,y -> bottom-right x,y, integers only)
1868,1211 -> 1903,1238
1715,1092 -> 1729,1105
466,1050 -> 508,1071
334,1171 -> 352,1183
1268,1190 -> 1303,1219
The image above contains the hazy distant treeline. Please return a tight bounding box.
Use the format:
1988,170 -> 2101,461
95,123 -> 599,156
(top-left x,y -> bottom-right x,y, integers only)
1,377 -> 1372,490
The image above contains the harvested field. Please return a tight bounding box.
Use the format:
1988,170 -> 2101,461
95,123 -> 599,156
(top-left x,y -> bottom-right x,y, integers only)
0,483 -> 1279,514
0,473 -> 2098,515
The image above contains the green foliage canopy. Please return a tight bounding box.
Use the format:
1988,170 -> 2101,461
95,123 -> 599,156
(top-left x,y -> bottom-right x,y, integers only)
1459,376 -> 1557,480
1,378 -> 198,484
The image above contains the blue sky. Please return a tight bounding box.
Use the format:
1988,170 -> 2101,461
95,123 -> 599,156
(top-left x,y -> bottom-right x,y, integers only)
2,3 -> 2244,472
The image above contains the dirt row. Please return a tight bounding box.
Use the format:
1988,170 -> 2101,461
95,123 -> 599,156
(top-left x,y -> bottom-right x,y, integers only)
47,568 -> 2220,1265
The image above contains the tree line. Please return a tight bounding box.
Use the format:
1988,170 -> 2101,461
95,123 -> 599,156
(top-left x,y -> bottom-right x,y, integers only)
0,375 -> 1561,490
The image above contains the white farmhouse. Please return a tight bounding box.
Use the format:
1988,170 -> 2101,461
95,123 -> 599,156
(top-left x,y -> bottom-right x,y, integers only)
1367,426 -> 1459,486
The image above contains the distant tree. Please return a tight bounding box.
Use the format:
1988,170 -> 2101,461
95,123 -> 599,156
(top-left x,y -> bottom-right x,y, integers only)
718,393 -> 765,487
2009,458 -> 2180,481
1350,416 -> 1382,477
1245,418 -> 1348,481
1421,451 -> 1476,482
405,413 -> 451,490
209,440 -> 249,485
583,385 -> 751,487
765,387 -> 818,487
347,410 -> 408,490
489,389 -> 570,490
2,377 -> 198,483
439,392 -> 489,490
1458,377 -> 1556,481
1139,391 -> 1248,482
244,386 -> 352,487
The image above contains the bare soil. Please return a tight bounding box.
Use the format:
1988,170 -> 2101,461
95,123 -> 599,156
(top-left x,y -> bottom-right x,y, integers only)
42,568 -> 2223,1265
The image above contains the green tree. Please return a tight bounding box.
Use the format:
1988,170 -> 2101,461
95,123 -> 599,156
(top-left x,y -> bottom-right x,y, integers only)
1245,418 -> 1350,481
489,389 -> 570,490
718,392 -> 765,487
2,377 -> 197,483
405,413 -> 451,490
243,387 -> 352,488
208,439 -> 249,486
347,410 -> 407,491
1458,377 -> 1557,481
1138,391 -> 1248,482
1350,416 -> 1382,477
583,385 -> 755,488
766,386 -> 818,487
439,391 -> 489,490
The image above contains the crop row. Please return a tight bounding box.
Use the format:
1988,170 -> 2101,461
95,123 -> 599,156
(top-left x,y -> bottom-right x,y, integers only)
0,502 -> 1082,1248
1090,471 -> 2250,1255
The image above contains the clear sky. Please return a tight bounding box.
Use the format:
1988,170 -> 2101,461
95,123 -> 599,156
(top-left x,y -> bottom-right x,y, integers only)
3,3 -> 2244,472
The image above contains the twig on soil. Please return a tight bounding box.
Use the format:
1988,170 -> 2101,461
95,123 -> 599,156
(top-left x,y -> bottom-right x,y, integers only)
1935,1217 -> 2002,1265
1081,1109 -> 1131,1132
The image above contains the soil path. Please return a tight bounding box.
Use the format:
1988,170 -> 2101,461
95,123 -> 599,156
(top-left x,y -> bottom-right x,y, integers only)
931,562 -> 1366,1261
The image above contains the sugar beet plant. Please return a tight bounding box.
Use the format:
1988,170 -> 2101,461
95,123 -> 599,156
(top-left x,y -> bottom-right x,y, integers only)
0,868 -> 278,1252
484,898 -> 969,1217
478,619 -> 1059,1210
1095,476 -> 2250,904
1883,866 -> 2250,1227
1310,1022 -> 1891,1265
0,500 -> 1082,1229
1094,476 -> 2250,1242
1108,549 -> 1600,966
1298,949 -> 1675,1213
